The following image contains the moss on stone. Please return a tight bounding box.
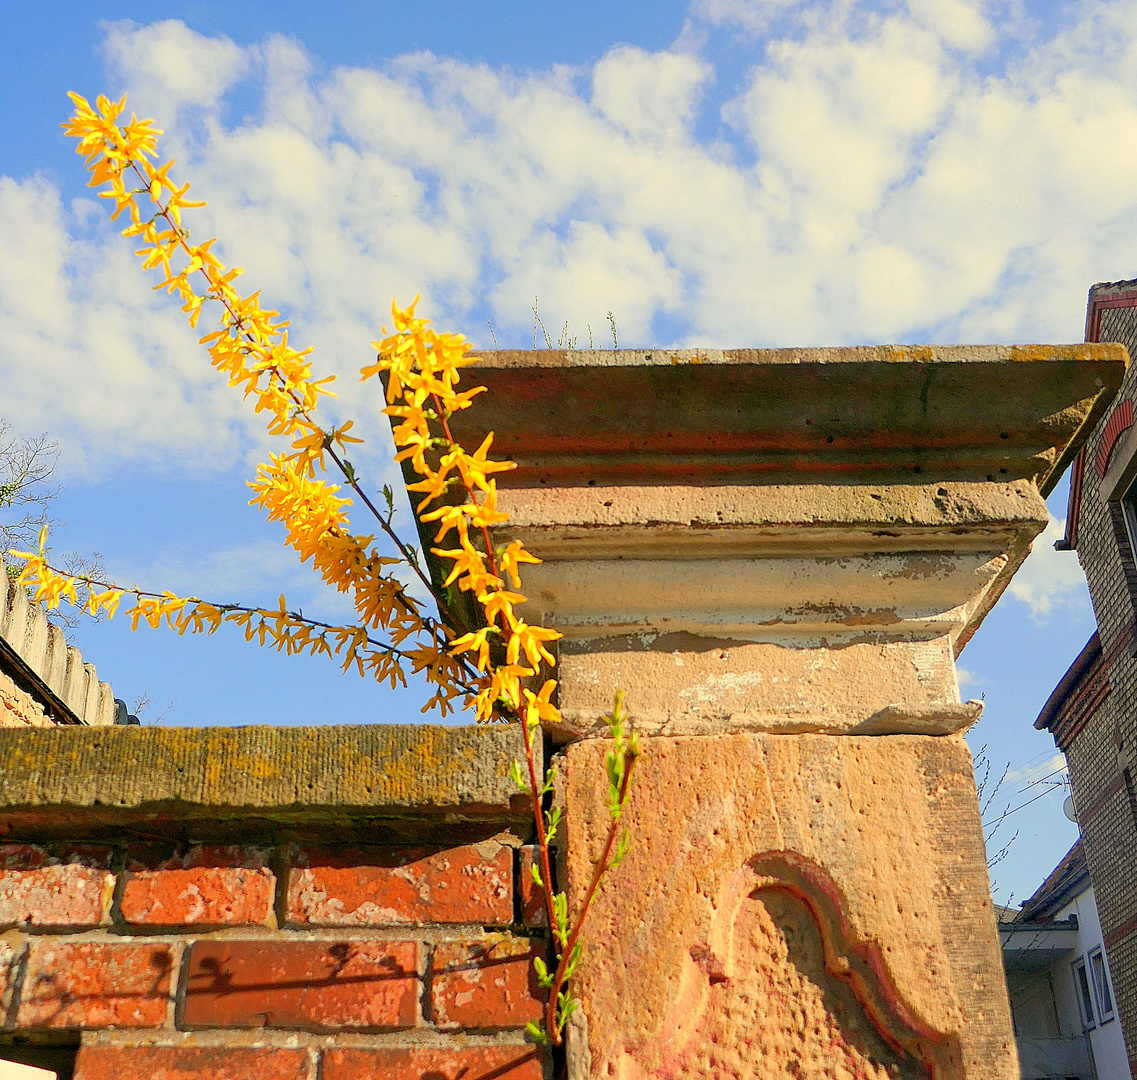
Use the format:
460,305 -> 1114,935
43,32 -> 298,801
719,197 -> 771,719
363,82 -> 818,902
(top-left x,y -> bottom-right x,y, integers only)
0,724 -> 531,816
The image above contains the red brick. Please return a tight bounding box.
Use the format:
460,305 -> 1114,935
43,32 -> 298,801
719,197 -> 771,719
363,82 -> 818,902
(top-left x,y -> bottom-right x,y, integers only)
431,935 -> 546,1029
287,844 -> 512,927
182,939 -> 419,1030
121,845 -> 274,927
519,847 -> 548,928
0,939 -> 14,1003
0,843 -> 113,928
18,940 -> 175,1028
74,1045 -> 310,1080
322,1046 -> 545,1080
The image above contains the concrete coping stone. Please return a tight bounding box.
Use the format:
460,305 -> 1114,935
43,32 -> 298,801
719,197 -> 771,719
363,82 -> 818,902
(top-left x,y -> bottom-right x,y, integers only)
449,343 -> 1128,497
0,724 -> 534,832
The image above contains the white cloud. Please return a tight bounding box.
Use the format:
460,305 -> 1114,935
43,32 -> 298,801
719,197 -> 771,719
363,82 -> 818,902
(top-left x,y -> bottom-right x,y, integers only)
0,175 -> 250,476
1004,752 -> 1068,790
906,0 -> 995,53
690,0 -> 807,35
1008,516 -> 1090,618
101,19 -> 248,116
592,47 -> 711,143
110,540 -> 315,607
9,8 -> 1137,473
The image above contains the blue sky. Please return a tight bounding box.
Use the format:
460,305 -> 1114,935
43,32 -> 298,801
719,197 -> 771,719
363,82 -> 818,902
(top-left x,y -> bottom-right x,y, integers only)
0,0 -> 1123,905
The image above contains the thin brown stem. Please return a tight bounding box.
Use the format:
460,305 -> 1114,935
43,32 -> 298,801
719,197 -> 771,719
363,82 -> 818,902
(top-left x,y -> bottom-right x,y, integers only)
321,442 -> 464,634
523,718 -> 562,941
430,392 -> 499,580
25,562 -> 485,688
520,716 -> 564,1046
127,161 -> 465,656
545,760 -> 634,1041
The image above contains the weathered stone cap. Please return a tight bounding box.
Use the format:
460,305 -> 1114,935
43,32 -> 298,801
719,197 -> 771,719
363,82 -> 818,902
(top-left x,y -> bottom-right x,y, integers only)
452,344 -> 1126,493
1,551 -> 115,726
0,724 -> 533,839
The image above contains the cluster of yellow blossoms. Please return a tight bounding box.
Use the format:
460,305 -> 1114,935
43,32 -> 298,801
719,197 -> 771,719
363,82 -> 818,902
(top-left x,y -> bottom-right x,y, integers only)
13,92 -> 563,730
366,302 -> 561,724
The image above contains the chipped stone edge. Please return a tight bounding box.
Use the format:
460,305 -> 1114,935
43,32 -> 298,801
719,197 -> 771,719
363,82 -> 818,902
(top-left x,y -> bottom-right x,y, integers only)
1,552 -> 114,726
549,701 -> 984,743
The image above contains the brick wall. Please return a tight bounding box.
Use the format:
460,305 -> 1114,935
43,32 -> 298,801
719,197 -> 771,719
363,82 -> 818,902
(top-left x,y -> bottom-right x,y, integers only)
1057,279 -> 1137,1074
0,725 -> 549,1080
0,840 -> 549,1079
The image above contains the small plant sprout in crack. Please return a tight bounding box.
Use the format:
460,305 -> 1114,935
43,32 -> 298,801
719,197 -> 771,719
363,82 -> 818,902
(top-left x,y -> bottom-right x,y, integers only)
514,690 -> 639,1044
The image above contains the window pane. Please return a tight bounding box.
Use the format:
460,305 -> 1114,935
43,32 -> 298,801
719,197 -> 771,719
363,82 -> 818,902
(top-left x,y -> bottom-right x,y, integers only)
1122,478 -> 1137,561
1090,950 -> 1114,1018
1074,960 -> 1096,1028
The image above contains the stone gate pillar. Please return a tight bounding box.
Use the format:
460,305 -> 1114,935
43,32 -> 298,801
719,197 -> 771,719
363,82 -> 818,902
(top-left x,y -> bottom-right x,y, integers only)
447,344 -> 1125,1080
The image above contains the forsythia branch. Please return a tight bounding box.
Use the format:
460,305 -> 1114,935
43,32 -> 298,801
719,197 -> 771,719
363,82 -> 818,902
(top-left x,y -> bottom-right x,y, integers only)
9,547 -> 471,692
49,91 -> 639,1045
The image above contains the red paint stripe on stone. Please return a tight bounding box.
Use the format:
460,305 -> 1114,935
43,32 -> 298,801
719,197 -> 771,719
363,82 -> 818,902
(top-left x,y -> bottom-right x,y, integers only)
1094,399 -> 1133,477
1104,911 -> 1137,949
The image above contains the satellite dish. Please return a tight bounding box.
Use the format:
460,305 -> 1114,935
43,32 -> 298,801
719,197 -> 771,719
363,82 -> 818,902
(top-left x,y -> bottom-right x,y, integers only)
1063,795 -> 1078,823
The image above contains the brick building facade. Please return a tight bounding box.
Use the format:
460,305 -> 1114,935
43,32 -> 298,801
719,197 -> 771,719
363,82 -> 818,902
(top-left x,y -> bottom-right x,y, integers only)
1035,279 -> 1137,1076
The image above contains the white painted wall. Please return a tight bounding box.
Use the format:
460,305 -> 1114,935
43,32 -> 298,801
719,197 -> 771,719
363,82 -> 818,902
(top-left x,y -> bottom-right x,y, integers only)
0,1060 -> 55,1079
1055,886 -> 1132,1080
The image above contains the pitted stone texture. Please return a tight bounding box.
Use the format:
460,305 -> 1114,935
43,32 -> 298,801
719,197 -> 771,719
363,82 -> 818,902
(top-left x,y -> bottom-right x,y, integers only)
663,886 -> 923,1078
287,842 -> 512,926
522,547 -> 1014,652
18,941 -> 176,1028
555,637 -> 968,739
74,1046 -> 311,1080
182,939 -> 419,1030
0,844 -> 113,928
121,845 -> 274,926
323,1046 -> 546,1079
431,935 -> 547,1028
565,733 -> 1013,1079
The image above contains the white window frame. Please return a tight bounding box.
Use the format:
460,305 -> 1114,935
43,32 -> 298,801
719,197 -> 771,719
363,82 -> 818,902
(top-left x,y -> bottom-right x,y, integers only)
1088,947 -> 1115,1023
1122,477 -> 1137,562
1073,956 -> 1097,1030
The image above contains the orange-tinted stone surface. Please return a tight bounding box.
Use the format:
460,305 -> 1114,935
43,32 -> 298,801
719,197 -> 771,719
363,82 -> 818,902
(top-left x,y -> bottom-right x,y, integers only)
518,846 -> 548,928
182,939 -> 419,1029
18,940 -> 175,1028
431,935 -> 546,1028
564,734 -> 1008,1079
0,844 -> 113,928
322,1046 -> 545,1079
121,845 -> 274,926
74,1045 -> 311,1080
286,843 -> 513,926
